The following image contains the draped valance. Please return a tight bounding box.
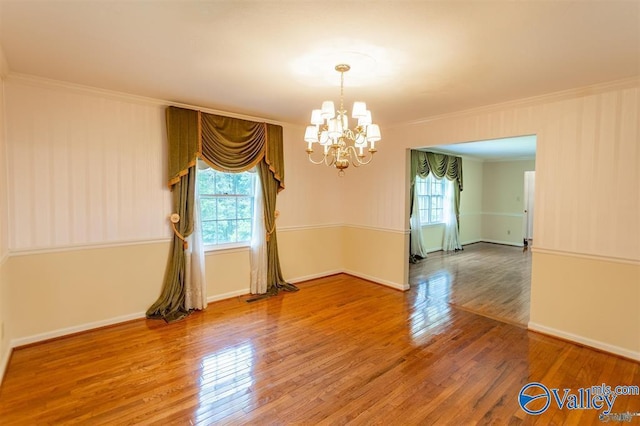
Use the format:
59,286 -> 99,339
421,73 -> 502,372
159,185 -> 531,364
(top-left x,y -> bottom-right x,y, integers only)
166,106 -> 285,191
409,150 -> 464,238
410,150 -> 463,191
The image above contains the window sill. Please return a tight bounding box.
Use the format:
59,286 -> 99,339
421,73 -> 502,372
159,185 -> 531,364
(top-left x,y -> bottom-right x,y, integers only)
204,242 -> 250,254
422,222 -> 446,228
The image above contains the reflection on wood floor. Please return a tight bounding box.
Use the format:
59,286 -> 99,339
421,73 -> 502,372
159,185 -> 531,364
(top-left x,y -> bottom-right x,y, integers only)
410,242 -> 531,326
1,271 -> 638,424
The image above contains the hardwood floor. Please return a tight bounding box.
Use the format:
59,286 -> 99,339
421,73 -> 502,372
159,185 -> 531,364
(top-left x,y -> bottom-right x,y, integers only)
410,242 -> 531,326
1,273 -> 638,425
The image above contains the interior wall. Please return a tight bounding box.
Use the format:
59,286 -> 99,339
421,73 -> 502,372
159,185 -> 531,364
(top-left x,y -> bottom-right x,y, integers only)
337,128 -> 410,288
459,158 -> 483,245
1,76 -> 344,347
481,159 -> 535,246
5,79 -> 171,251
6,242 -> 168,344
345,79 -> 639,359
0,44 -> 10,376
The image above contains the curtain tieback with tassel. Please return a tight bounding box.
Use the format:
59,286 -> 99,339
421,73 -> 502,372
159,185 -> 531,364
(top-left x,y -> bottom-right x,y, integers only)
266,210 -> 280,242
169,213 -> 189,249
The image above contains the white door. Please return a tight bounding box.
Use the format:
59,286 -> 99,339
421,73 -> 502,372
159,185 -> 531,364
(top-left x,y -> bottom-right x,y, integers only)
523,171 -> 535,240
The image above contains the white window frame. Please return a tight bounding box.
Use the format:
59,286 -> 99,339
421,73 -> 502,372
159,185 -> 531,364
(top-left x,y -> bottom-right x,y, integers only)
415,174 -> 446,225
197,166 -> 256,251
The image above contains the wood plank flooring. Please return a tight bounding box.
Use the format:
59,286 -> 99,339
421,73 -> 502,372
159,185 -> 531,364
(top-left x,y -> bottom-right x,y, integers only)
410,242 -> 531,326
1,273 -> 638,425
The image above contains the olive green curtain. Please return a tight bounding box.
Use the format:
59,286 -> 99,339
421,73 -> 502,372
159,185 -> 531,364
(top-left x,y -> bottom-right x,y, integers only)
259,160 -> 297,293
167,106 -> 199,188
259,124 -> 295,293
200,113 -> 266,172
147,107 -> 199,322
146,166 -> 196,322
148,107 -> 293,319
263,123 -> 285,192
199,112 -> 285,192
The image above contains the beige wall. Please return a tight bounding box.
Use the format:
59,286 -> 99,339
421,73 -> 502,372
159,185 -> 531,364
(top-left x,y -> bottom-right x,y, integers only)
0,45 -> 9,375
5,78 -> 171,251
6,242 -> 168,343
278,226 -> 344,281
482,159 -> 535,245
530,251 -> 640,358
342,226 -> 409,290
459,158 -> 483,244
346,79 -> 639,359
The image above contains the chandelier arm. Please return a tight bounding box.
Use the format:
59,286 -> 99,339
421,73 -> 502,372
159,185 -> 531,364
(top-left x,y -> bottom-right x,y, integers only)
307,151 -> 329,165
325,148 -> 336,167
345,145 -> 376,167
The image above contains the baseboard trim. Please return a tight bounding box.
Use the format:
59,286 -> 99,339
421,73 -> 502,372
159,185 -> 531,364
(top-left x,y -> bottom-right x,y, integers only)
8,291 -> 251,351
461,239 -> 482,246
426,247 -> 443,254
206,289 -> 248,303
0,344 -> 12,386
528,321 -> 640,362
481,239 -> 524,247
289,269 -> 409,291
343,269 -> 410,291
288,270 -> 344,284
424,240 -> 515,254
10,311 -> 147,349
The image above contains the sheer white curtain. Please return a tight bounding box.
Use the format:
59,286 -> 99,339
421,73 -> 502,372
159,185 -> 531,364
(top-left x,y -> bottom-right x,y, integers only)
185,166 -> 207,310
410,182 -> 428,260
250,170 -> 268,294
442,179 -> 462,251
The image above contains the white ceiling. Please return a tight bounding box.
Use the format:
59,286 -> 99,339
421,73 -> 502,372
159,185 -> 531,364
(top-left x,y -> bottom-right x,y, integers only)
0,1 -> 638,128
428,135 -> 537,161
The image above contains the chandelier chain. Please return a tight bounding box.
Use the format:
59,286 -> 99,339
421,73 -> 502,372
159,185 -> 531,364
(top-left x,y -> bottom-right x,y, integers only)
340,69 -> 345,115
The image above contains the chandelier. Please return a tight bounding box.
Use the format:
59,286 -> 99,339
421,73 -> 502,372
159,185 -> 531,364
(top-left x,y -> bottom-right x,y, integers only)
304,64 -> 381,176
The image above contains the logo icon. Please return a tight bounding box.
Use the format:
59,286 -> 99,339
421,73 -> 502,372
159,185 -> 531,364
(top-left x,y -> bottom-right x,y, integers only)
519,382 -> 551,415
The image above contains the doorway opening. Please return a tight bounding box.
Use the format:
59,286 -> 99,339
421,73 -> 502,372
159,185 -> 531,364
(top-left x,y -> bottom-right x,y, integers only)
408,135 -> 536,326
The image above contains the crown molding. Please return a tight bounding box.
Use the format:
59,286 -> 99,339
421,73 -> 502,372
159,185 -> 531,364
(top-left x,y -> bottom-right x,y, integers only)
5,72 -> 291,126
392,76 -> 640,128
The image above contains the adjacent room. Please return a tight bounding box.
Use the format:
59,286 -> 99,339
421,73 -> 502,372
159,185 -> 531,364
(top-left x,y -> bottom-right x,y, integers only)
408,136 -> 537,326
0,1 -> 638,424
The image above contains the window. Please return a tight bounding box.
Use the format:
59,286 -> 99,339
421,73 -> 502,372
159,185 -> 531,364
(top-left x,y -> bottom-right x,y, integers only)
415,174 -> 446,224
197,165 -> 256,246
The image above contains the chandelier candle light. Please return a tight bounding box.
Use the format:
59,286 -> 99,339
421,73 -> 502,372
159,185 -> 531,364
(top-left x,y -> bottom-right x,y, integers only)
304,64 -> 381,176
